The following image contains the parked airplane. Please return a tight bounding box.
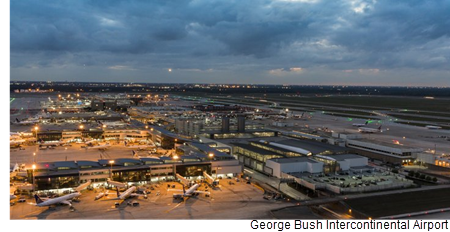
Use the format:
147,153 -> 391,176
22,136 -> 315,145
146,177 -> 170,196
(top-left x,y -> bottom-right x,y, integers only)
125,145 -> 154,151
353,121 -> 368,127
426,125 -> 442,130
10,132 -> 23,139
87,143 -> 111,150
106,180 -> 147,200
169,183 -> 210,200
12,117 -> 40,125
254,115 -> 268,120
9,186 -> 17,200
34,192 -> 81,208
95,190 -> 109,200
33,180 -> 91,209
82,140 -> 99,146
10,140 -> 25,148
358,125 -> 382,133
272,115 -> 286,120
40,140 -> 64,147
293,112 -> 305,119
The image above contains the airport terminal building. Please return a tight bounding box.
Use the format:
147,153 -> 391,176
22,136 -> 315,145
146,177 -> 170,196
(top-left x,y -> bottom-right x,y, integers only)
26,157 -> 242,192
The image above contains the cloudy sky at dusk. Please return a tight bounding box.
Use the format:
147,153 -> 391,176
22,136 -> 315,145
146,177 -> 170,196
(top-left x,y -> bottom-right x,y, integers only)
10,0 -> 450,86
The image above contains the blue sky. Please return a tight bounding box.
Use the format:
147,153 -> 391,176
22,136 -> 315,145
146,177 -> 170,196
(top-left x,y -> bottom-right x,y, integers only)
10,0 -> 450,86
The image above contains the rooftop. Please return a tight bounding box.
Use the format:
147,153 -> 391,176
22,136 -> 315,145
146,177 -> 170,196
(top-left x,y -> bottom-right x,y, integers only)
231,142 -> 281,156
276,139 -> 348,154
348,138 -> 422,150
268,157 -> 318,164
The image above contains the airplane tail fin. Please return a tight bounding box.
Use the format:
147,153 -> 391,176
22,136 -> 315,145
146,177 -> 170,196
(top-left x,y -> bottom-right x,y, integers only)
34,194 -> 44,204
365,121 -> 368,125
378,125 -> 382,130
182,185 -> 186,194
16,118 -> 20,123
116,186 -> 120,197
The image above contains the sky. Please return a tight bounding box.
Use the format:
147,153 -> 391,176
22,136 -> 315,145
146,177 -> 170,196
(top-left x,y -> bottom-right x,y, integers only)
10,0 -> 450,86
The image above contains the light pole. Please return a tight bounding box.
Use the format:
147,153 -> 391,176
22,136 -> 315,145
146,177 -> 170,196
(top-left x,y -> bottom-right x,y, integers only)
34,126 -> 39,145
109,160 -> 114,179
32,164 -> 36,193
33,152 -> 36,163
79,125 -> 84,130
173,155 -> 179,180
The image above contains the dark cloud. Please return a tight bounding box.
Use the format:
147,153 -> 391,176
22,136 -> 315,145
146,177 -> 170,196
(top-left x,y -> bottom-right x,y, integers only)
10,0 -> 450,86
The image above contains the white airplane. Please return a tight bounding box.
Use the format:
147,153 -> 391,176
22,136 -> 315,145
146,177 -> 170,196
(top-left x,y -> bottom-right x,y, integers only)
12,117 -> 40,125
34,192 -> 81,208
84,140 -> 98,145
273,115 -> 286,120
293,112 -> 305,119
10,140 -> 25,148
353,121 -> 368,127
10,132 -> 23,139
169,183 -> 210,200
426,125 -> 442,130
358,125 -> 382,133
9,186 -> 17,200
106,180 -> 147,200
40,141 -> 64,147
87,143 -> 111,150
254,115 -> 265,120
95,190 -> 109,200
33,180 -> 91,208
125,145 -> 154,151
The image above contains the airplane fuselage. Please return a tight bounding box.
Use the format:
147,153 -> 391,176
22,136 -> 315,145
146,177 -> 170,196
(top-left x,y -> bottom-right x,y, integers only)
35,192 -> 80,207
118,186 -> 137,200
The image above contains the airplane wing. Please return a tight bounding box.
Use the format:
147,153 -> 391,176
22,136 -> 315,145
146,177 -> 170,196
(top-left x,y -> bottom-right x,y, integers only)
61,200 -> 72,206
193,190 -> 210,194
167,189 -> 184,192
107,180 -> 127,188
130,193 -> 146,197
75,180 -> 92,192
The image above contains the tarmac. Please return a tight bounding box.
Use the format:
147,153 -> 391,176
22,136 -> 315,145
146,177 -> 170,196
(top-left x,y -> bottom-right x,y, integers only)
10,179 -> 296,220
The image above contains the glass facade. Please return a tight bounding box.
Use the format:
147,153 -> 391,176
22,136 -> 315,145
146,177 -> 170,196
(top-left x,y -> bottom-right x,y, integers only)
176,164 -> 211,177
34,175 -> 79,190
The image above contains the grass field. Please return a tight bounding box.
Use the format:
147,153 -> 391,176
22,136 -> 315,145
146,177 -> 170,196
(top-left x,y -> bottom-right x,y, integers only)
395,121 -> 450,130
175,93 -> 450,120
345,187 -> 450,218
393,110 -> 450,118
388,114 -> 450,124
323,112 -> 377,120
262,94 -> 450,112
